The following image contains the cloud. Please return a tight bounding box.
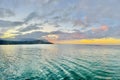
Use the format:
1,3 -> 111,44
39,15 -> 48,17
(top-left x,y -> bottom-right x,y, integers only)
76,0 -> 120,22
24,0 -> 58,5
0,12 -> 60,39
0,8 -> 15,18
19,24 -> 42,32
50,30 -> 85,40
0,0 -> 120,40
42,34 -> 59,42
24,12 -> 40,23
16,31 -> 48,39
0,20 -> 23,27
92,25 -> 109,32
20,23 -> 58,35
0,29 -> 19,38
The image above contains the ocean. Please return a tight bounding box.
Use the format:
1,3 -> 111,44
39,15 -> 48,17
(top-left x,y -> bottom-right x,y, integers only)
0,44 -> 120,80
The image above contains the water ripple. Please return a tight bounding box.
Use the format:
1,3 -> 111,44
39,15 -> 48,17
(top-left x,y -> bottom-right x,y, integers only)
0,45 -> 120,80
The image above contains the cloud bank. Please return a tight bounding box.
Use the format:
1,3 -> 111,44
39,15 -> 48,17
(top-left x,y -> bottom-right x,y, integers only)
0,0 -> 120,41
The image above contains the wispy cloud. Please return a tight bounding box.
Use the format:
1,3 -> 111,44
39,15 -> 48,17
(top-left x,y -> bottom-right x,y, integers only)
0,20 -> 23,27
0,8 -> 15,18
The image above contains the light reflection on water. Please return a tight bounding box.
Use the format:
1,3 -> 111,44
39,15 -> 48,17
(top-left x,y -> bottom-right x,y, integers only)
0,45 -> 120,80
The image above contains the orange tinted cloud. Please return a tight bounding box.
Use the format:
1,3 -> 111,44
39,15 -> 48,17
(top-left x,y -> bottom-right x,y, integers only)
100,25 -> 108,31
43,34 -> 59,43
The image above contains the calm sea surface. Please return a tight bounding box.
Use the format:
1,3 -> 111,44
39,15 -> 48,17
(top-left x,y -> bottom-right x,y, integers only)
0,45 -> 120,80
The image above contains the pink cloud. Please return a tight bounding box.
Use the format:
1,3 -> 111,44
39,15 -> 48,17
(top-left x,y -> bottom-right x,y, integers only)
92,25 -> 109,32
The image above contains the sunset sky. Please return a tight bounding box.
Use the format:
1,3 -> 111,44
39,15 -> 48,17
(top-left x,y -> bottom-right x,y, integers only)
0,0 -> 120,44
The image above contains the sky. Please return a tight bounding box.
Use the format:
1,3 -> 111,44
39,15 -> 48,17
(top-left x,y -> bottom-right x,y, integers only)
0,0 -> 120,44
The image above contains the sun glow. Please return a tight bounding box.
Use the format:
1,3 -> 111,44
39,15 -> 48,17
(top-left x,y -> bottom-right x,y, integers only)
43,34 -> 59,43
55,38 -> 120,45
0,29 -> 19,38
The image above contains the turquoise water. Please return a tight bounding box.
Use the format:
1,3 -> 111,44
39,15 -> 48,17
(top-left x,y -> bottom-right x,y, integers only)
0,45 -> 120,80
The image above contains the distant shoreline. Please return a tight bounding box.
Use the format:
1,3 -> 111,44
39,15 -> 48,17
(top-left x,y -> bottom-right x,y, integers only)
1,44 -> 120,46
0,39 -> 53,45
